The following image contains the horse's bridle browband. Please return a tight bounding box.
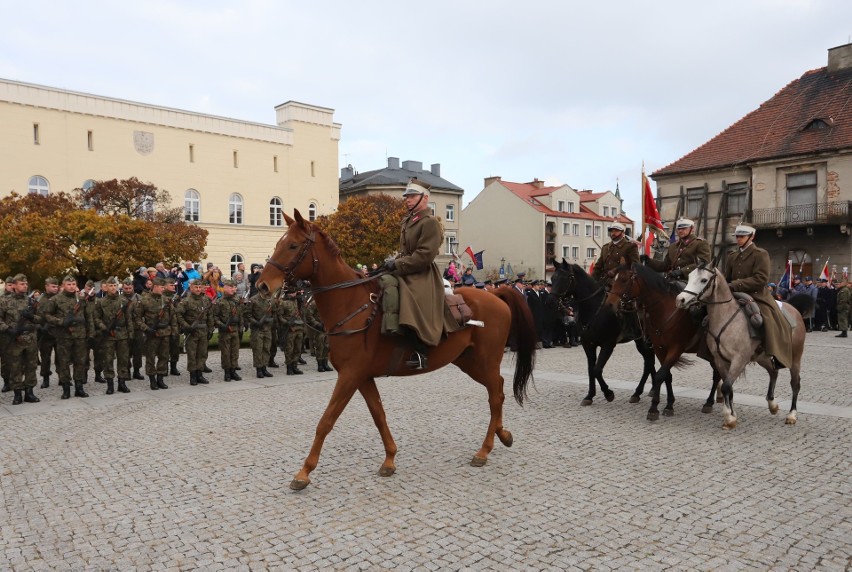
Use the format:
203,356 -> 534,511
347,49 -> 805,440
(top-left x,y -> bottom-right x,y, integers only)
264,227 -> 320,286
681,268 -> 733,305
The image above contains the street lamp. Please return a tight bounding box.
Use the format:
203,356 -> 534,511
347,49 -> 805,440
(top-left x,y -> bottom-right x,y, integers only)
499,257 -> 505,279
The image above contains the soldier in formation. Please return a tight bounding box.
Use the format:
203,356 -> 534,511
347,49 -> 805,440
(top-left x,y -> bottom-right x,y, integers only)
94,276 -> 133,394
0,274 -> 41,405
176,278 -> 215,385
215,279 -> 243,381
40,275 -> 91,399
247,287 -> 276,378
279,289 -> 305,375
836,276 -> 851,338
37,277 -> 59,388
135,277 -> 173,390
302,296 -> 333,372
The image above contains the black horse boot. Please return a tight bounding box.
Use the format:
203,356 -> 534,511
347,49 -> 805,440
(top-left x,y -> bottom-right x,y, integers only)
195,370 -> 210,384
41,375 -> 50,389
117,379 -> 130,393
156,374 -> 169,389
12,389 -> 23,405
105,378 -> 114,395
61,383 -> 71,399
230,369 -> 242,381
189,371 -> 198,386
170,362 -> 181,376
74,382 -> 89,398
149,375 -> 159,390
24,388 -> 40,403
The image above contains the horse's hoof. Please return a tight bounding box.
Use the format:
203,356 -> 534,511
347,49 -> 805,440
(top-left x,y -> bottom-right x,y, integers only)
604,391 -> 615,402
378,466 -> 396,477
722,420 -> 737,430
662,409 -> 674,417
701,404 -> 713,414
647,411 -> 659,422
497,430 -> 513,447
289,479 -> 310,491
785,414 -> 797,425
580,399 -> 593,406
768,403 -> 779,415
628,395 -> 640,403
470,456 -> 487,467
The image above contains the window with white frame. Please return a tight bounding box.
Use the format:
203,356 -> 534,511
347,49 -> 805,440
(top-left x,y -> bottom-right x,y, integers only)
562,246 -> 570,258
28,175 -> 49,196
594,225 -> 601,237
184,189 -> 200,222
603,206 -> 609,217
572,223 -> 579,236
269,197 -> 283,226
585,224 -> 592,237
562,222 -> 570,235
611,207 -> 618,217
445,233 -> 457,255
572,246 -> 579,259
586,247 -> 596,259
230,254 -> 243,277
686,187 -> 705,218
445,204 -> 455,222
557,200 -> 566,212
727,181 -> 748,215
567,202 -> 575,213
229,193 -> 243,224
308,202 -> 317,221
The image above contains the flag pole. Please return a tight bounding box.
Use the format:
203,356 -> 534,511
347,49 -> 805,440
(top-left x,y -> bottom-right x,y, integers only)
641,162 -> 646,254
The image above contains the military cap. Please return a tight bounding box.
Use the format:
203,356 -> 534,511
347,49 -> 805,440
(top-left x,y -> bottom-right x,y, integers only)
819,278 -> 828,283
475,282 -> 485,289
152,277 -> 166,287
517,271 -> 526,278
191,278 -> 205,286
12,273 -> 28,283
45,276 -> 59,285
734,224 -> 756,236
164,277 -> 176,285
494,278 -> 508,285
676,218 -> 695,228
607,222 -> 626,232
222,278 -> 236,287
85,279 -> 95,288
403,178 -> 432,196
104,276 -> 120,285
5,276 -> 14,284
122,277 -> 134,286
63,274 -> 76,283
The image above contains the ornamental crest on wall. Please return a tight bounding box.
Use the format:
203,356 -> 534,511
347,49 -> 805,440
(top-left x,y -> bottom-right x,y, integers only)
133,131 -> 154,155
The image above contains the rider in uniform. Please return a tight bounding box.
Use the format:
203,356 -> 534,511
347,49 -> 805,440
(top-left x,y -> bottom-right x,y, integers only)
641,218 -> 712,281
592,222 -> 639,288
724,224 -> 793,369
383,178 -> 459,369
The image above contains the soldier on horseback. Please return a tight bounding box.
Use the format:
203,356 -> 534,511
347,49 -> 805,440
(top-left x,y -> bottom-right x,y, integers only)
592,222 -> 639,288
641,218 -> 711,281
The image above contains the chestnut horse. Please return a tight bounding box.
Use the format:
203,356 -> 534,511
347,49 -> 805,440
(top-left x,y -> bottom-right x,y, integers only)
258,211 -> 537,490
605,263 -> 723,420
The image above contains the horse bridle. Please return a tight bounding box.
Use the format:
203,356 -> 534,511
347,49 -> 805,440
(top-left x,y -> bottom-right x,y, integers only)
556,267 -> 603,304
263,227 -> 320,286
680,268 -> 732,305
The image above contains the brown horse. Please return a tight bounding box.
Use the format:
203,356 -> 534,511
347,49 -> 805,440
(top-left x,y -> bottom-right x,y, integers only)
258,210 -> 537,489
605,263 -> 723,420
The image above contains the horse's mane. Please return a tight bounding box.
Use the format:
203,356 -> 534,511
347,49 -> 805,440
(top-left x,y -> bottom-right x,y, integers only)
631,263 -> 683,296
313,226 -> 341,258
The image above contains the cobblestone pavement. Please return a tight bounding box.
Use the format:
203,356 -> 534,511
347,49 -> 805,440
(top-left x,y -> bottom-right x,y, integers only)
1,335 -> 850,570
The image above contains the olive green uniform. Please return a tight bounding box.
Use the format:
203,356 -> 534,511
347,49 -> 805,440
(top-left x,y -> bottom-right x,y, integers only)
124,290 -> 145,378
41,290 -> 91,392
94,292 -> 133,381
214,294 -> 243,371
176,292 -> 215,375
135,291 -> 175,377
303,299 -> 329,363
592,237 -> 639,287
279,298 -> 305,369
247,292 -> 275,369
646,235 -> 712,280
0,289 -> 12,389
0,293 -> 39,391
837,285 -> 851,332
37,291 -> 58,384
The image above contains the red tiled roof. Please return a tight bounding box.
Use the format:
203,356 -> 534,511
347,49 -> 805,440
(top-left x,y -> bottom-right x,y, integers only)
499,181 -> 633,223
654,65 -> 852,177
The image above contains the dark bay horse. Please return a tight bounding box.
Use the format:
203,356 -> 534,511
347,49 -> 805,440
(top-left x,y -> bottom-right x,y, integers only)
550,259 -> 657,406
676,264 -> 811,429
605,263 -> 723,420
258,210 -> 537,489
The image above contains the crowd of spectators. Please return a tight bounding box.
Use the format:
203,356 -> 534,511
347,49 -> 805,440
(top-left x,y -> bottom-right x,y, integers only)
127,260 -> 263,301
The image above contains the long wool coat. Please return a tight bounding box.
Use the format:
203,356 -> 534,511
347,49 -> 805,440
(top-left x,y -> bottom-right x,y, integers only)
647,236 -> 712,277
724,243 -> 793,368
592,238 -> 639,286
394,208 -> 461,347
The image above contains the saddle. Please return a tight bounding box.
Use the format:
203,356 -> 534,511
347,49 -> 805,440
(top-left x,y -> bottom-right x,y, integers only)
733,292 -> 763,332
445,293 -> 473,326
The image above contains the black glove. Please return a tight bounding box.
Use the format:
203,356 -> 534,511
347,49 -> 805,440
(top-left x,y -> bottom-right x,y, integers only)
384,259 -> 396,272
62,315 -> 75,327
670,269 -> 684,279
250,320 -> 260,329
146,327 -> 157,336
21,308 -> 35,319
7,326 -> 21,336
639,254 -> 650,264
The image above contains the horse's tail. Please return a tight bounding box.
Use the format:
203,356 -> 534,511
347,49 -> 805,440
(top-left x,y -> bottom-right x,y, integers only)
493,286 -> 537,406
787,293 -> 815,317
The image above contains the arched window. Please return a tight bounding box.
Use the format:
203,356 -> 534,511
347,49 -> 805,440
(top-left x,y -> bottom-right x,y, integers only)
229,193 -> 243,224
308,202 -> 317,221
230,254 -> 244,277
270,197 -> 283,226
28,175 -> 49,196
185,189 -> 200,222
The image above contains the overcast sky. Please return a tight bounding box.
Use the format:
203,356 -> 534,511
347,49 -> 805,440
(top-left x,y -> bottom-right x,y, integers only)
3,1 -> 851,221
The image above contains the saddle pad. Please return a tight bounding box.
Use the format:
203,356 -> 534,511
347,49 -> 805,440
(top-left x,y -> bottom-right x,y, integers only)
445,294 -> 472,325
780,305 -> 798,329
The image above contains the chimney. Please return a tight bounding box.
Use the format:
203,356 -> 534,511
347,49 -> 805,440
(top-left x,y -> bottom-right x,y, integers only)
484,176 -> 502,188
387,157 -> 400,169
526,178 -> 545,189
340,165 -> 354,182
402,160 -> 423,172
828,42 -> 852,73
430,163 -> 441,177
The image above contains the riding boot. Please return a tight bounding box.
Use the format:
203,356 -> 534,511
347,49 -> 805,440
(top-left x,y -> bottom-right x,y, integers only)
133,368 -> 145,380
105,378 -> 114,395
117,379 -> 130,393
95,370 -> 106,383
256,368 -> 265,379
836,330 -> 848,338
190,371 -> 198,386
262,367 -> 274,377
61,383 -> 71,399
170,362 -> 181,376
156,374 -> 168,390
41,375 -> 50,389
230,369 -> 242,381
224,369 -> 232,382
74,382 -> 89,398
203,365 -> 213,373
149,375 -> 159,390
267,360 -> 279,368
12,389 -> 23,405
24,388 -> 40,403
195,370 -> 209,384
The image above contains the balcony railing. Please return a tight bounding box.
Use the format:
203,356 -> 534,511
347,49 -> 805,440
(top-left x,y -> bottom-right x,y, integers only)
748,201 -> 852,228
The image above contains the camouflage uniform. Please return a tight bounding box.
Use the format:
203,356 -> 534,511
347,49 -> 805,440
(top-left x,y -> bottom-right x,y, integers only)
836,283 -> 851,335
82,281 -> 105,383
135,278 -> 174,390
279,295 -> 305,375
214,285 -> 243,381
122,279 -> 145,380
247,290 -> 275,377
40,276 -> 91,398
0,276 -> 13,392
267,295 -> 282,368
94,278 -> 133,393
303,298 -> 333,372
176,281 -> 215,385
0,275 -> 40,404
37,277 -> 59,388
164,279 -> 184,376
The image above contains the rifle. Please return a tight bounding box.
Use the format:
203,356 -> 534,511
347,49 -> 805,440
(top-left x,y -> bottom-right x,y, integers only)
103,298 -> 128,338
181,296 -> 219,351
62,291 -> 86,331
9,294 -> 38,337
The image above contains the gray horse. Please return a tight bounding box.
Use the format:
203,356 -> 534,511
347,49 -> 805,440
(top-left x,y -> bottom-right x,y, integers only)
675,264 -> 811,429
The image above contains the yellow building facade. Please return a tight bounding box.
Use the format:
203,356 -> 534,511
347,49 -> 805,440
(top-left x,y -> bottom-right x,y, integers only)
0,78 -> 340,275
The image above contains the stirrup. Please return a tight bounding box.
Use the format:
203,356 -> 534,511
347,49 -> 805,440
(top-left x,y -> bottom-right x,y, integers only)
405,352 -> 428,370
